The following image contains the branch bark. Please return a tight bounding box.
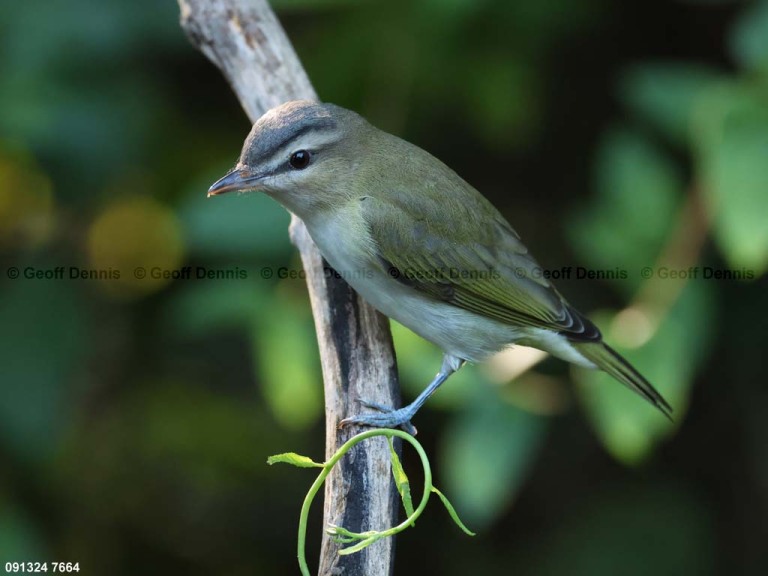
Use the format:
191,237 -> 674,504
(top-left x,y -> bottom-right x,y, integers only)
177,1 -> 400,574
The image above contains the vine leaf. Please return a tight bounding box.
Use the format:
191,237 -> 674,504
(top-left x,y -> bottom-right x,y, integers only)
432,487 -> 476,536
267,452 -> 324,468
388,437 -> 415,517
280,429 -> 474,574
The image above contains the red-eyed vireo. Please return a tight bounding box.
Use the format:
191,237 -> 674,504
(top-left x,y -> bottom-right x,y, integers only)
209,100 -> 672,432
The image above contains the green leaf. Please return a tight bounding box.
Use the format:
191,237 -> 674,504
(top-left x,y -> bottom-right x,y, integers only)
620,63 -> 722,146
267,452 -> 324,468
253,291 -> 322,430
431,487 -> 476,536
179,179 -> 292,260
568,127 -> 683,296
695,83 -> 768,275
388,438 -> 414,517
574,280 -> 714,464
729,0 -> 768,74
440,387 -> 547,528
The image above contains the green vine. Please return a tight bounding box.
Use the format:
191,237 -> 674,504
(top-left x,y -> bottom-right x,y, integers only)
267,428 -> 475,575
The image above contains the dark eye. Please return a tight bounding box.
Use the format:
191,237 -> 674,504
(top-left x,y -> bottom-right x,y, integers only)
289,150 -> 311,170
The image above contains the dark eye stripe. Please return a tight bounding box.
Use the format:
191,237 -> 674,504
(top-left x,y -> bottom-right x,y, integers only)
269,121 -> 336,156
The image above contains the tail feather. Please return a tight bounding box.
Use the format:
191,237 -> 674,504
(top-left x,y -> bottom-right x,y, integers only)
572,341 -> 673,420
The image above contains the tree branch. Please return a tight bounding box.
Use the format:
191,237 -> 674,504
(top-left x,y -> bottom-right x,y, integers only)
177,1 -> 400,574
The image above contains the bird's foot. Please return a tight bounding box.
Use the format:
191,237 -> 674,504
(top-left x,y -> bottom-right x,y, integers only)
339,400 -> 418,435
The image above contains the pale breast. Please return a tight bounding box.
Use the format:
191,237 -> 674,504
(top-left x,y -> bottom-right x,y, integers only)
304,206 -> 522,362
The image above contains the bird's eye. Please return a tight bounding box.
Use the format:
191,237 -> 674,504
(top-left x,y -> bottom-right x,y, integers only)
289,150 -> 311,170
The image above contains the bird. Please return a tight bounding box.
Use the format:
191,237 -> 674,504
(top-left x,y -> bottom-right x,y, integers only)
208,100 -> 672,432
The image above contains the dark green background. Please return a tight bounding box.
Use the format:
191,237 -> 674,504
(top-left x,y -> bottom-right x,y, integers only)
1,0 -> 767,574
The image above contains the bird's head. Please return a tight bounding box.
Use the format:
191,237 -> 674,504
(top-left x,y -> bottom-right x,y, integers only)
208,100 -> 370,216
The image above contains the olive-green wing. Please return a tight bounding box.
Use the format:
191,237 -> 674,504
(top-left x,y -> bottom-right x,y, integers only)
359,194 -> 600,341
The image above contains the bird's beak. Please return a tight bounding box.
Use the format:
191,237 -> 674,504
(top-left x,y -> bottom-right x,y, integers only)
207,167 -> 262,197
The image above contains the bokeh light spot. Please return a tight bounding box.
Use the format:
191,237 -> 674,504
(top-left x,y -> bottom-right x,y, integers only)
0,145 -> 55,249
87,195 -> 184,297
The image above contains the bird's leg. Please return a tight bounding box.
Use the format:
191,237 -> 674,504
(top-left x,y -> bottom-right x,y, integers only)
339,355 -> 465,434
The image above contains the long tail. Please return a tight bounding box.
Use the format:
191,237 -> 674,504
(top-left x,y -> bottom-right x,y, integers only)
572,341 -> 673,419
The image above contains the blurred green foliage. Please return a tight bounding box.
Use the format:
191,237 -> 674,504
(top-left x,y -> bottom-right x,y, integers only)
1,0 -> 766,574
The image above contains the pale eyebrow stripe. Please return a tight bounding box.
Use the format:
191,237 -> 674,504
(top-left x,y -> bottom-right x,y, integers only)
269,118 -> 338,156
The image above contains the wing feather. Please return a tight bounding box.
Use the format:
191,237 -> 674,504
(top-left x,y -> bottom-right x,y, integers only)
360,194 -> 600,341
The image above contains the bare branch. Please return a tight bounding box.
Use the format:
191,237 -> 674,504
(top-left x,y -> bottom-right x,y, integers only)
178,1 -> 400,574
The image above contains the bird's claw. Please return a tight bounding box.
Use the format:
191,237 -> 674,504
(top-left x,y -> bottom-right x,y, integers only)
339,401 -> 418,435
